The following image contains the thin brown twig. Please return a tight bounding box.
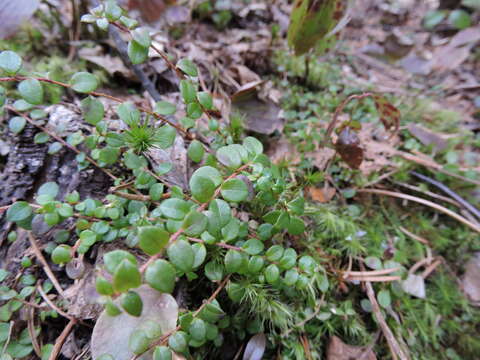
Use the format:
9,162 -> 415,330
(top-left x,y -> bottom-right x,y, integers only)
48,318 -> 77,360
362,267 -> 410,360
346,275 -> 401,282
36,284 -> 73,321
398,226 -> 430,245
28,232 -> 66,298
358,189 -> 480,233
0,76 -> 191,139
187,237 -> 243,251
422,259 -> 443,279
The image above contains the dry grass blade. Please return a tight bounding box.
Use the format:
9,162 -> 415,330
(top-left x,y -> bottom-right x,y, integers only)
48,318 -> 77,360
347,275 -> 401,282
398,226 -> 430,245
28,232 -> 66,298
364,278 -> 410,360
358,189 -> 480,233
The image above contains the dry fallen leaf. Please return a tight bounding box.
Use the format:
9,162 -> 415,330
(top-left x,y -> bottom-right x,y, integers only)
335,127 -> 364,169
308,186 -> 336,203
91,285 -> 178,360
327,336 -> 376,360
462,252 -> 480,306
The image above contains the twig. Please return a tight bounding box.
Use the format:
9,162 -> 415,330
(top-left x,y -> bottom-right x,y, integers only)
48,318 -> 77,360
27,301 -> 42,357
393,181 -> 460,207
345,268 -> 401,277
187,237 -> 243,251
0,76 -> 191,139
421,259 -> 442,279
36,285 -> 73,321
411,171 -> 480,221
363,271 -> 410,360
346,275 -> 401,282
398,226 -> 430,245
28,232 -> 66,298
358,189 -> 480,233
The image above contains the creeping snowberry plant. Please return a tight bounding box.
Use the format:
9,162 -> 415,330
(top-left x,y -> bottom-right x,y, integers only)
0,1 -> 330,359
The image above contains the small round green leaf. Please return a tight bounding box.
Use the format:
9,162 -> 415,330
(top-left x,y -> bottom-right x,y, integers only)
242,136 -> 263,156
120,290 -> 143,317
138,226 -> 169,256
197,92 -> 213,110
159,198 -> 191,220
187,140 -> 205,163
189,318 -> 206,341
221,178 -> 248,202
145,259 -> 176,294
51,245 -> 72,265
128,40 -> 149,65
264,264 -> 280,284
177,58 -> 198,77
179,80 -> 197,103
104,250 -> 138,275
81,96 -> 104,125
113,259 -> 141,292
96,276 -> 114,296
8,116 -> 26,134
153,346 -> 172,360
129,329 -> 150,355
154,101 -> 176,116
6,201 -> 32,222
18,79 -> 43,105
189,175 -> 215,203
0,50 -> 22,74
167,240 -> 194,273
242,239 -> 264,255
70,72 -> 98,93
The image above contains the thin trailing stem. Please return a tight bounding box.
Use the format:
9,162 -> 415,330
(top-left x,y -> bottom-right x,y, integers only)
0,76 -> 192,139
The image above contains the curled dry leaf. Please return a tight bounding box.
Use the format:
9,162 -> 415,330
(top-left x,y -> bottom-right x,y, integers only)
327,336 -> 376,360
91,285 -> 178,360
371,94 -> 401,135
243,333 -> 266,360
307,185 -> 336,203
335,127 -> 363,169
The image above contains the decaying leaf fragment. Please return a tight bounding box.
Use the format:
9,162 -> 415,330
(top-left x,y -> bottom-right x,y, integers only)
287,0 -> 347,56
371,94 -> 401,135
335,127 -> 363,169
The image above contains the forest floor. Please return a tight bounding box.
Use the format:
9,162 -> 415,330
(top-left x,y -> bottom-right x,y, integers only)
0,0 -> 480,359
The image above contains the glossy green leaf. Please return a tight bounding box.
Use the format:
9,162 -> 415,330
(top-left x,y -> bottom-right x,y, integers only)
168,331 -> 188,353
242,239 -> 264,255
179,80 -> 197,103
189,175 -> 215,203
221,178 -> 248,202
6,201 -> 32,222
18,79 -> 43,105
96,276 -> 114,296
132,27 -> 151,48
187,102 -> 203,119
70,72 -> 98,93
216,145 -> 242,169
197,91 -> 213,109
182,210 -> 207,236
187,140 -> 205,163
155,124 -> 176,149
117,102 -> 140,125
192,243 -> 207,268
129,329 -> 150,354
264,264 -> 280,284
81,96 -> 104,125
121,290 -> 143,317
242,136 -> 263,156
0,50 -> 22,74
189,318 -> 206,341
145,259 -> 176,293
159,198 -> 191,220
153,346 -> 172,360
224,249 -> 246,273
192,166 -> 222,187
204,261 -> 223,281
167,240 -> 194,273
8,116 -> 26,134
113,259 -> 141,292
128,40 -> 149,65
177,58 -> 198,77
104,250 -> 138,275
154,101 -> 176,116
51,245 -> 72,264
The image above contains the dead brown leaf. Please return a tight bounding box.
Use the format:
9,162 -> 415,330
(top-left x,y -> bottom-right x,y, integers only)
462,252 -> 480,306
308,186 -> 336,203
327,336 -> 376,360
407,123 -> 448,152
